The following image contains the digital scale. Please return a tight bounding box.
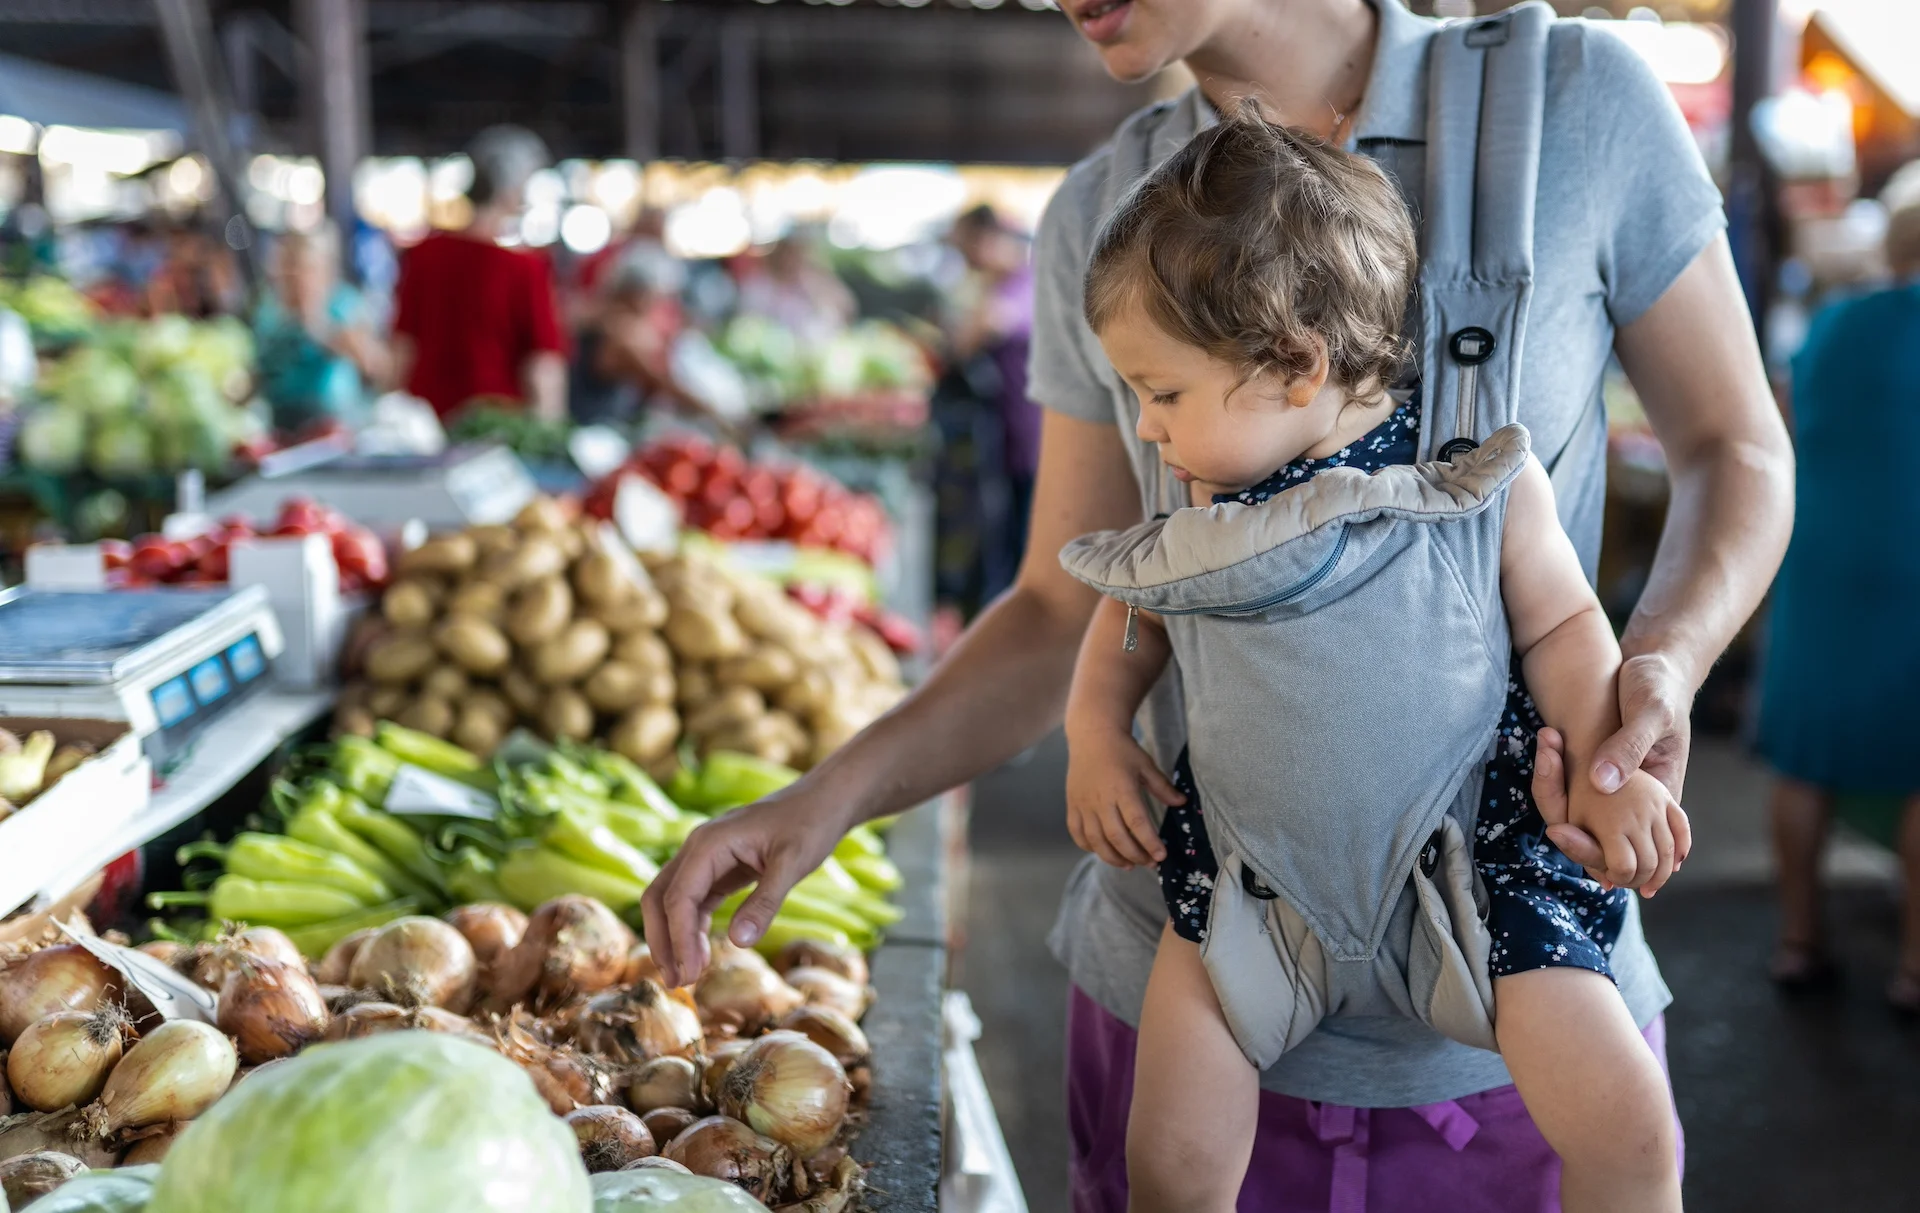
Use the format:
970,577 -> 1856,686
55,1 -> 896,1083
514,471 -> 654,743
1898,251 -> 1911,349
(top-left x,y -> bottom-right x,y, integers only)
204,443 -> 537,530
0,586 -> 285,764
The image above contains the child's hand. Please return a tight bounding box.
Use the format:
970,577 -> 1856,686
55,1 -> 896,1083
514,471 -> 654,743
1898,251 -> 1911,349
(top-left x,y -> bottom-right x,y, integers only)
1533,726 -> 1692,896
1561,762 -> 1689,897
1065,727 -> 1183,869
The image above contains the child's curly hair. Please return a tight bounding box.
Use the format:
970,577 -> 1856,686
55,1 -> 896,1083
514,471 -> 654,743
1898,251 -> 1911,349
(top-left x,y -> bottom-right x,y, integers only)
1084,105 -> 1417,397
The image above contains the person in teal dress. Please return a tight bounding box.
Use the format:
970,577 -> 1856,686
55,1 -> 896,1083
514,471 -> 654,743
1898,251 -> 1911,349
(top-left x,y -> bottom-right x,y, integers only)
253,225 -> 388,435
1759,189 -> 1920,1009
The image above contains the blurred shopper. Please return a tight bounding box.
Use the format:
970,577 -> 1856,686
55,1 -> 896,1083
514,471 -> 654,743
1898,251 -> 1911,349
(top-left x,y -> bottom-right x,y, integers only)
391,126 -> 567,420
147,221 -> 243,318
644,2 -> 1794,1208
570,239 -> 691,424
1759,192 -> 1920,1009
948,204 -> 1039,599
253,225 -> 388,435
736,231 -> 855,349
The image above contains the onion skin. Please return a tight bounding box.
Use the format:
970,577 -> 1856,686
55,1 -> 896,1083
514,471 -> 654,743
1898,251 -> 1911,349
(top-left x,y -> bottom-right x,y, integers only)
0,945 -> 122,1045
716,1033 -> 851,1157
312,928 -> 376,986
218,958 -> 331,1064
121,1121 -> 188,1165
623,944 -> 664,987
136,941 -> 185,967
641,1106 -> 699,1145
565,1104 -> 656,1172
348,917 -> 479,1012
92,1019 -> 238,1134
7,1007 -> 125,1111
628,1055 -> 703,1114
0,1151 -> 87,1206
701,1039 -> 753,1106
772,940 -> 868,988
693,962 -> 803,1034
782,968 -> 870,1022
325,1000 -> 410,1040
494,1020 -> 618,1115
776,1006 -> 870,1069
570,980 -> 703,1065
622,1155 -> 692,1174
225,927 -> 305,970
485,896 -> 634,1012
662,1116 -> 793,1203
445,903 -> 528,985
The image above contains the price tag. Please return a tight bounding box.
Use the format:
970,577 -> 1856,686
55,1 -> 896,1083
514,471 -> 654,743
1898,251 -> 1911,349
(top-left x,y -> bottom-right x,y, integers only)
383,764 -> 501,820
613,476 -> 681,555
569,425 -> 632,481
58,919 -> 219,1026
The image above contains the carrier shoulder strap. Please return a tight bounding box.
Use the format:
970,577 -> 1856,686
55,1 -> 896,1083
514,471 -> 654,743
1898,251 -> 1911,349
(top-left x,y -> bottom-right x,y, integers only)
1416,1 -> 1552,464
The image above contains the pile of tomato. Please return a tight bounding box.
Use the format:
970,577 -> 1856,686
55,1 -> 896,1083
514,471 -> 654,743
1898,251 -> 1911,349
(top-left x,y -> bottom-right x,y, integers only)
583,436 -> 891,565
102,498 -> 389,592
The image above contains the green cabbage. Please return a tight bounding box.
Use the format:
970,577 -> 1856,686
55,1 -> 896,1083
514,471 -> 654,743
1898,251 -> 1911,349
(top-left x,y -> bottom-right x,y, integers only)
22,1164 -> 158,1212
18,405 -> 88,473
146,1033 -> 591,1213
47,347 -> 140,416
589,1170 -> 770,1211
88,417 -> 156,477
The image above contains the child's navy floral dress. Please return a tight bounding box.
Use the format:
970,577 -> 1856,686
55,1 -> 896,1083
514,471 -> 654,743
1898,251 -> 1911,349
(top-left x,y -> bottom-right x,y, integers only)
1156,396 -> 1629,981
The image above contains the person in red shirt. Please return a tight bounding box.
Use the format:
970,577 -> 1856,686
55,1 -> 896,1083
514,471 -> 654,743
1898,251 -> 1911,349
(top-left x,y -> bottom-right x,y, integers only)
392,126 -> 568,420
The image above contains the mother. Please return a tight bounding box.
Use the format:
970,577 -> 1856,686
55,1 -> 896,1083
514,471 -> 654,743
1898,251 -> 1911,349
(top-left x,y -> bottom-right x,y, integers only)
645,0 -> 1793,1206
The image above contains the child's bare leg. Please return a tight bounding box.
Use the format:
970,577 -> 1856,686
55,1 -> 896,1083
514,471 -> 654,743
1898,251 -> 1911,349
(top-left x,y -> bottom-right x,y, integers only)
1127,924 -> 1258,1213
1494,968 -> 1681,1213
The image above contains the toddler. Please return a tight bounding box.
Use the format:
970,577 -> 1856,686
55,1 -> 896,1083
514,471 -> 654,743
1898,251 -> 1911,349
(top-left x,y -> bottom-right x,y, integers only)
1060,112 -> 1690,1213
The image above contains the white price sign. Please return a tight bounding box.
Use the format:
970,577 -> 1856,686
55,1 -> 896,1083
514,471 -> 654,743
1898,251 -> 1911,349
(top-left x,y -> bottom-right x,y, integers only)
383,764 -> 501,821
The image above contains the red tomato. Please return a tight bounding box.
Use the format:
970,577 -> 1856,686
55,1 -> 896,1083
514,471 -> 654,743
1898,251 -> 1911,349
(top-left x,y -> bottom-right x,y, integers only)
808,508 -> 847,544
753,499 -> 786,535
701,474 -> 741,512
719,498 -> 756,535
277,499 -> 326,534
131,537 -> 182,581
196,544 -> 231,581
711,446 -> 747,480
781,480 -> 822,525
663,460 -> 702,498
333,528 -> 388,585
742,470 -> 779,506
98,539 -> 133,570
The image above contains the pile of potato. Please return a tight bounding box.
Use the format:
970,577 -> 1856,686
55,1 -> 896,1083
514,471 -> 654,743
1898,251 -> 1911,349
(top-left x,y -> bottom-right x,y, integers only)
334,498 -> 906,775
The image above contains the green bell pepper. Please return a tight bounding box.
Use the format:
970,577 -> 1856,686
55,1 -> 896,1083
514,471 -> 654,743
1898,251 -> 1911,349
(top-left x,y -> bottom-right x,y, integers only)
178,833 -> 393,906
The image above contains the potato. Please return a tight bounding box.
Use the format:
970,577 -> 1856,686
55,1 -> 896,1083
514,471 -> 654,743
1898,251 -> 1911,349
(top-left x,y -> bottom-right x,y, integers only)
367,683 -> 411,718
434,616 -> 512,676
381,580 -> 438,629
583,661 -> 650,713
775,667 -> 834,718
762,709 -> 810,755
452,705 -> 506,756
573,550 -> 636,607
685,686 -> 766,738
506,577 -> 574,647
496,535 -> 568,589
640,668 -> 676,706
445,580 -> 507,622
501,667 -> 544,718
676,664 -> 716,708
397,693 -> 455,738
366,632 -> 437,684
614,631 -> 673,674
514,496 -> 569,533
610,704 -> 680,765
593,587 -> 669,633
334,705 -> 376,738
643,752 -> 682,785
664,604 -> 747,662
466,687 -> 515,728
849,627 -> 903,685
702,716 -> 794,767
467,524 -> 520,558
715,644 -> 800,692
554,526 -> 586,560
529,619 -> 611,685
397,533 -> 477,576
421,665 -> 470,700
540,686 -> 595,742
733,585 -> 815,646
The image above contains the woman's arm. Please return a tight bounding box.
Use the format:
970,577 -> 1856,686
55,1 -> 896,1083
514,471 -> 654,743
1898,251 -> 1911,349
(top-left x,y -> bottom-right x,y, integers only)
521,351 -> 568,422
641,410 -> 1143,985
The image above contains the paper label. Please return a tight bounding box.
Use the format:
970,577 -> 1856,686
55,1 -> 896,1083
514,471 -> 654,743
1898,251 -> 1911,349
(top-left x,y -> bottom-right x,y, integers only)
58,919 -> 220,1026
383,764 -> 501,820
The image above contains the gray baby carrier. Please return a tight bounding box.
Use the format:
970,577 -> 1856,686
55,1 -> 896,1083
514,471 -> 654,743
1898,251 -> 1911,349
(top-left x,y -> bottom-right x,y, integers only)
1059,3 -> 1555,1068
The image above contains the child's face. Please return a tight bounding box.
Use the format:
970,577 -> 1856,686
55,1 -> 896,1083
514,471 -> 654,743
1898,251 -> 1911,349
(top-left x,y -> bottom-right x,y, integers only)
1097,306 -> 1331,496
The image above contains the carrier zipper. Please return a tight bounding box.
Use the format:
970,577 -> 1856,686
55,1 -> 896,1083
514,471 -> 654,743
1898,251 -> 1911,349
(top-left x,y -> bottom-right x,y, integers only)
1122,604 -> 1139,652
1141,525 -> 1350,621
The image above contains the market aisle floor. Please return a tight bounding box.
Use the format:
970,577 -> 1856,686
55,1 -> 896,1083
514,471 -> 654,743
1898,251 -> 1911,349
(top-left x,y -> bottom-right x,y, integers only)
957,732 -> 1919,1213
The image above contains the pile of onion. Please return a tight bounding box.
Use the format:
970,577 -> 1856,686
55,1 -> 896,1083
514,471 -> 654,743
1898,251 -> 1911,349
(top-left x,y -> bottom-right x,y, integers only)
84,1019 -> 238,1139
347,917 -> 479,1012
776,1006 -> 870,1070
0,944 -> 122,1044
6,1004 -> 126,1111
444,903 -> 528,984
486,896 -> 634,1012
565,1104 -> 656,1172
661,1116 -> 794,1204
641,1107 -> 700,1145
0,1151 -> 87,1206
772,939 -> 868,988
715,1032 -> 851,1157
218,958 -> 331,1064
569,980 -> 702,1065
782,967 -> 869,1023
628,1055 -> 703,1114
692,955 -> 803,1033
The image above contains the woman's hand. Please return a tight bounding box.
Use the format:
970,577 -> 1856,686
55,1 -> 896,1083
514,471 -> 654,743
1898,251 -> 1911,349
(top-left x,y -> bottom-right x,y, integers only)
1065,728 -> 1180,869
1535,725 -> 1692,895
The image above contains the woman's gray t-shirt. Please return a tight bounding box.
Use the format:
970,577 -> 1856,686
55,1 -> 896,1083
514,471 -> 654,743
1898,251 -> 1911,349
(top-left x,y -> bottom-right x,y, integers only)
1030,0 -> 1727,1107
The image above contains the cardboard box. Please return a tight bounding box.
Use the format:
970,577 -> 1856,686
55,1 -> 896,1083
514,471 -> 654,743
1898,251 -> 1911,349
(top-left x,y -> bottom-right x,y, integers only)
0,718 -> 151,919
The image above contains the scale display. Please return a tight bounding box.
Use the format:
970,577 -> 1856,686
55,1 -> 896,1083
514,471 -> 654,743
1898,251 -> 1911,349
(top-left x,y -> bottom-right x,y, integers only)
0,589 -> 240,683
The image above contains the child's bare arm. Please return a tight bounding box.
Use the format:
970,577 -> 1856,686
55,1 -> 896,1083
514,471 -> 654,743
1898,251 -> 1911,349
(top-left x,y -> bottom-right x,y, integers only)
1064,597 -> 1184,868
1501,457 -> 1689,894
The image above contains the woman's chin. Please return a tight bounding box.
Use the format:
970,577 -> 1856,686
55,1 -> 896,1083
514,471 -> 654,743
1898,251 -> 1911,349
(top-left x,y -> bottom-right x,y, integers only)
1096,43 -> 1179,85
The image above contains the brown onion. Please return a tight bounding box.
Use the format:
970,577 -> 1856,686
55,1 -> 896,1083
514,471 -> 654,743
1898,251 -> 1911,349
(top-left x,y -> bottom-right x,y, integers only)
693,962 -> 802,1033
776,1006 -> 870,1069
641,1106 -> 700,1145
624,944 -> 664,986
224,926 -> 305,970
716,1032 -> 850,1156
445,903 -> 528,981
7,1005 -> 126,1111
0,1151 -> 86,1205
0,945 -> 122,1044
135,940 -> 185,967
348,917 -> 478,1011
89,1019 -> 238,1135
663,1116 -> 793,1202
566,1104 -> 657,1172
782,967 -> 869,1022
772,939 -> 868,988
628,1055 -> 703,1114
218,957 -> 330,1063
570,980 -> 703,1065
494,1020 -> 617,1114
701,1038 -> 753,1105
312,928 -> 376,986
623,1155 -> 692,1174
120,1121 -> 188,1165
485,896 -> 633,1012
325,1000 -> 410,1040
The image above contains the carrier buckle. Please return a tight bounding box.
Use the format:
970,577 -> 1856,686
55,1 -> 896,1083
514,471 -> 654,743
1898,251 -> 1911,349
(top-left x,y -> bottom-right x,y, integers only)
1241,864 -> 1280,900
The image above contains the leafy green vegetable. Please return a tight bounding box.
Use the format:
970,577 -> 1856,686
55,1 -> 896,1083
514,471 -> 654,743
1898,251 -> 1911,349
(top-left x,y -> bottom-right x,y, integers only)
589,1170 -> 772,1211
147,1033 -> 592,1213
18,404 -> 87,473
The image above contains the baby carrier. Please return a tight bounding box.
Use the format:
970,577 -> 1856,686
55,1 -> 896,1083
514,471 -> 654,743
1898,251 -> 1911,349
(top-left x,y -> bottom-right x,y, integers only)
1059,2 -> 1555,1068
